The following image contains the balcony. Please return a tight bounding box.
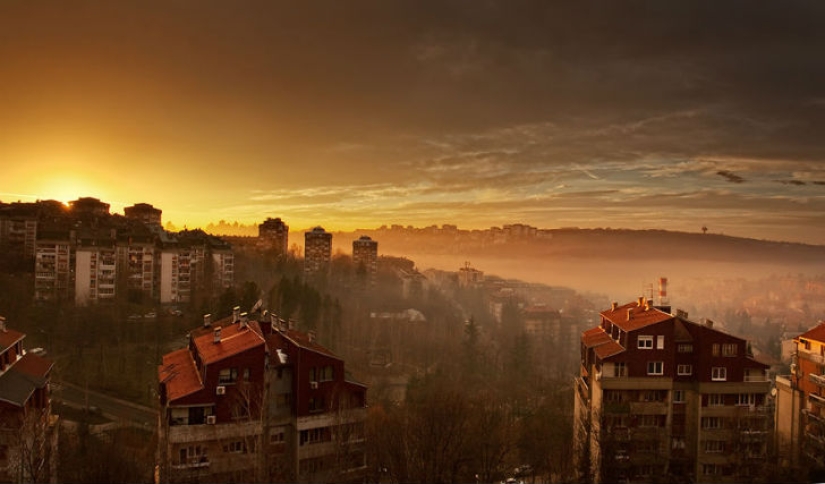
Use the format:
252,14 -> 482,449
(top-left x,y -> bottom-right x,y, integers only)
799,349 -> 825,366
809,393 -> 825,407
171,457 -> 210,470
810,373 -> 825,388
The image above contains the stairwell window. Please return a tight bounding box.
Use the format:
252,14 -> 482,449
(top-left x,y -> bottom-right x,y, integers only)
647,361 -> 664,375
677,364 -> 692,376
712,367 -> 727,381
638,335 -> 654,349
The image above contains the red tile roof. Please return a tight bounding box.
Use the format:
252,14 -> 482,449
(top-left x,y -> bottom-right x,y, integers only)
798,321 -> 825,344
582,327 -> 626,359
602,301 -> 672,332
158,348 -> 202,402
194,320 -> 265,365
276,329 -> 339,359
595,340 -> 625,359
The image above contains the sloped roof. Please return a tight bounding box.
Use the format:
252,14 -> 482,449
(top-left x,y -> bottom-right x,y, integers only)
0,353 -> 52,407
194,320 -> 265,365
602,301 -> 672,332
798,321 -> 825,344
158,348 -> 202,402
0,328 -> 25,352
582,327 -> 613,348
594,340 -> 625,359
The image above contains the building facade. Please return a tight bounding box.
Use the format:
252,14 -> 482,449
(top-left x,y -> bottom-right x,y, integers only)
574,298 -> 772,483
352,236 -> 378,287
258,217 -> 289,256
304,227 -> 332,281
157,310 -> 367,483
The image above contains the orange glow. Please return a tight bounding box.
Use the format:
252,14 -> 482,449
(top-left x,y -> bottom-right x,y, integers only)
35,173 -> 108,206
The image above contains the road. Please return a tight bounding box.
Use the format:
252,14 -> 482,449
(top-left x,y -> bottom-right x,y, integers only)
54,380 -> 158,429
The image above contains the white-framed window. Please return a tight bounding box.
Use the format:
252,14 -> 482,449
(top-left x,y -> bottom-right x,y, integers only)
638,335 -> 654,349
704,440 -> 726,453
677,364 -> 692,376
737,393 -> 757,406
647,361 -> 664,375
709,394 -> 725,406
673,390 -> 685,403
656,335 -> 665,349
712,367 -> 727,381
702,416 -> 721,429
722,343 -> 738,357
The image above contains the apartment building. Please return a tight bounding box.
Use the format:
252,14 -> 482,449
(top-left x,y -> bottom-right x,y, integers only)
75,240 -> 118,305
0,316 -> 56,483
574,298 -> 772,483
157,310 -> 367,483
258,217 -> 289,255
775,321 -> 825,470
352,235 -> 378,286
304,227 -> 332,281
124,203 -> 162,226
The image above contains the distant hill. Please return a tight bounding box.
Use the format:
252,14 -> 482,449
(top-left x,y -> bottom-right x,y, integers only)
320,227 -> 825,265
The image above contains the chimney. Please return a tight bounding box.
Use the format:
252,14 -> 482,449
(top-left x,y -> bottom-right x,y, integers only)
213,327 -> 222,344
704,319 -> 714,329
270,313 -> 279,333
645,299 -> 652,311
627,308 -> 633,321
203,314 -> 212,328
288,319 -> 296,330
637,296 -> 644,307
0,316 -> 5,332
233,306 -> 241,322
308,330 -> 316,343
240,312 -> 248,329
611,302 -> 618,311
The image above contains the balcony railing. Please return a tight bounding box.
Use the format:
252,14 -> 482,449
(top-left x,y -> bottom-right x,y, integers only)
799,350 -> 825,366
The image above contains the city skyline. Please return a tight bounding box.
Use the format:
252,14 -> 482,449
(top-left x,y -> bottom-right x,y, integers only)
2,1 -> 825,244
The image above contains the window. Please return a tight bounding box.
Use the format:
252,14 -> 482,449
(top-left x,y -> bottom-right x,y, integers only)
219,367 -> 238,384
638,335 -> 654,349
224,441 -> 247,454
605,390 -> 625,403
673,390 -> 685,403
712,367 -> 727,381
709,394 -> 725,406
677,364 -> 693,376
702,464 -> 721,476
613,362 -> 627,377
242,368 -> 250,381
320,365 -> 334,381
678,343 -> 693,353
639,415 -> 663,427
642,390 -> 664,402
309,397 -> 325,413
722,343 -> 738,357
737,393 -> 757,406
656,335 -> 665,349
712,343 -> 720,357
702,416 -> 721,429
270,429 -> 285,445
705,440 -> 726,453
299,427 -> 330,446
647,361 -> 664,375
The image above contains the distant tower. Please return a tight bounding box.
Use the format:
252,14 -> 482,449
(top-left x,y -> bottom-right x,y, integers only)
304,227 -> 332,280
352,235 -> 378,286
258,217 -> 289,256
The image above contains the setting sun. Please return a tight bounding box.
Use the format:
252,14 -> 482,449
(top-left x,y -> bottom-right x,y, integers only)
36,174 -> 107,205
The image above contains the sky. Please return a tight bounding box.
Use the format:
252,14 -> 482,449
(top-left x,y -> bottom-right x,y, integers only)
2,1 -> 825,243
